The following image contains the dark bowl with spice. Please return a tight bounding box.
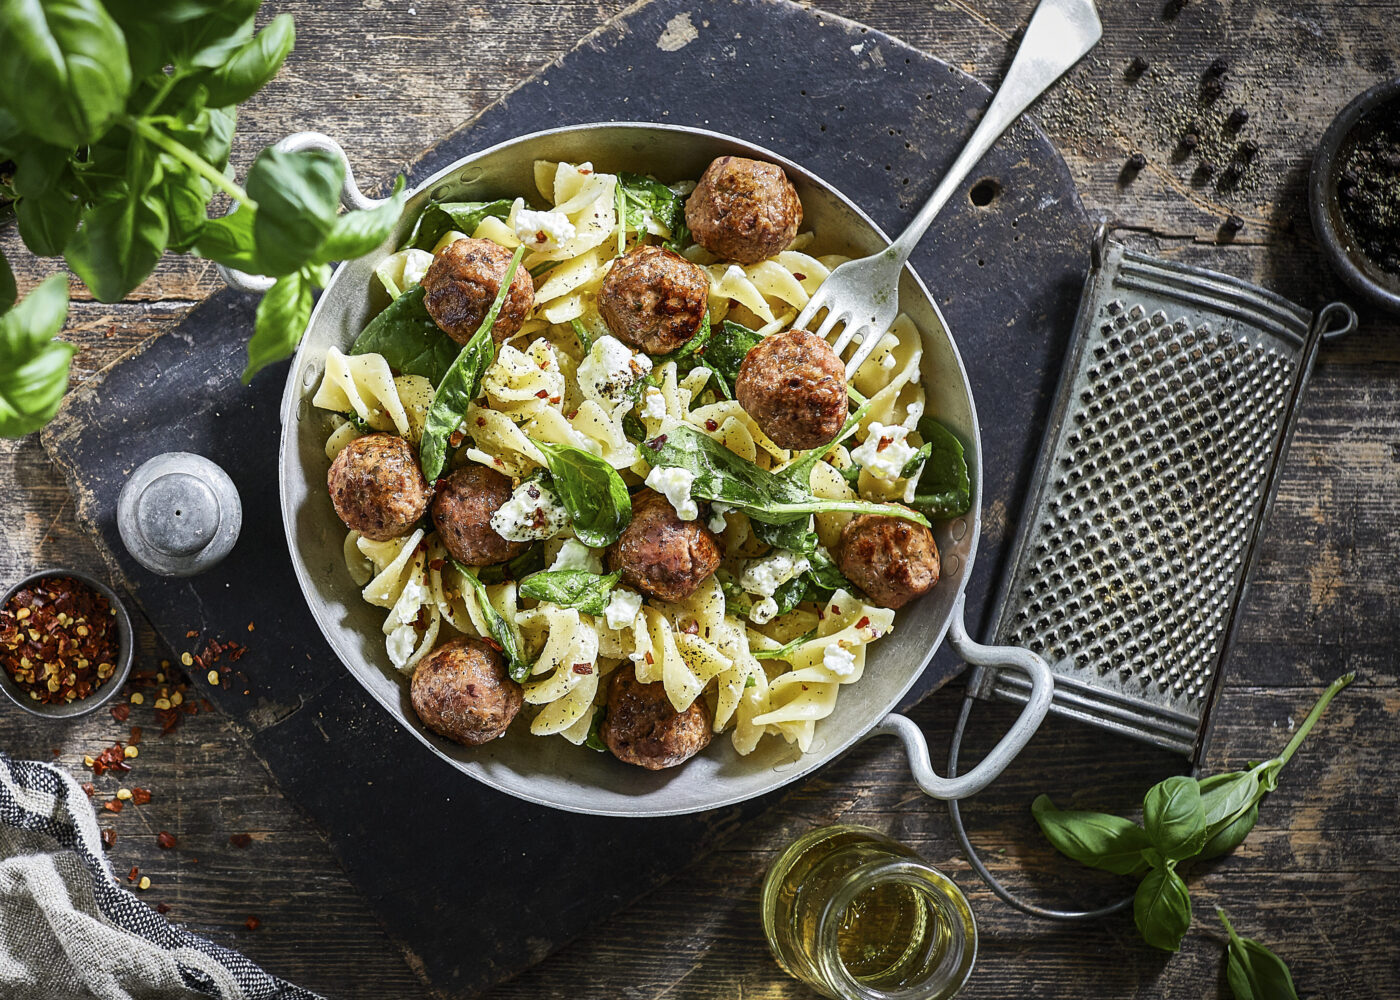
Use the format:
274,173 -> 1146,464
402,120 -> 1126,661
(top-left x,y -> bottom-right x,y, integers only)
0,569 -> 134,719
1310,77 -> 1400,315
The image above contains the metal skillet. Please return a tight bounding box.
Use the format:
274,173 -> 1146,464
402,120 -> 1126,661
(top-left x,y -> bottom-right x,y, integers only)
270,0 -> 1100,818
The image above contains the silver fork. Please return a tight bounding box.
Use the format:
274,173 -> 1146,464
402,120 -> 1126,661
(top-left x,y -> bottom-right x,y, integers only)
794,0 -> 1103,375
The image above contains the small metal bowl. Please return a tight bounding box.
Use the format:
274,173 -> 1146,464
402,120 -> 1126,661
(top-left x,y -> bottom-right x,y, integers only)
0,569 -> 135,720
1310,76 -> 1400,315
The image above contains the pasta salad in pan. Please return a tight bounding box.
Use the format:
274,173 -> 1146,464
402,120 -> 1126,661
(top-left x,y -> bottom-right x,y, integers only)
311,154 -> 971,770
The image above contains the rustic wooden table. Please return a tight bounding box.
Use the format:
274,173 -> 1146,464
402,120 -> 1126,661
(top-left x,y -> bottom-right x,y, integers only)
2,1 -> 1397,997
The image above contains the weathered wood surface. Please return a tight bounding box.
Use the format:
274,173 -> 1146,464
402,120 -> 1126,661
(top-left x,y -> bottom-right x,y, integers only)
1,1 -> 1397,998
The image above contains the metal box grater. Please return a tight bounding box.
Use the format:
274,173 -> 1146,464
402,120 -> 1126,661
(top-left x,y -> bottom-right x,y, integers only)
971,232 -> 1354,761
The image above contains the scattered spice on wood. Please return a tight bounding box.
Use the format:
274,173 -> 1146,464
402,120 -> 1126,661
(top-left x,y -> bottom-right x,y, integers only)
245,916 -> 261,931
157,831 -> 178,849
87,742 -> 131,776
100,828 -> 117,849
1223,214 -> 1245,234
110,703 -> 130,722
81,782 -> 96,798
1239,139 -> 1260,159
1337,105 -> 1400,277
1127,55 -> 1149,78
104,799 -> 123,813
127,866 -> 139,883
0,575 -> 121,705
1126,151 -> 1147,171
131,787 -> 152,805
138,876 -> 151,890
129,726 -> 142,745
1206,56 -> 1229,77
1201,78 -> 1223,103
1227,107 -> 1250,129
230,833 -> 253,849
156,903 -> 171,914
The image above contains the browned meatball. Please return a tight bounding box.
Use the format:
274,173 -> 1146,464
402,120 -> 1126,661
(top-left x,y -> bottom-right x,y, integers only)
607,489 -> 721,603
327,433 -> 430,541
431,464 -> 527,566
421,237 -> 534,345
838,512 -> 940,610
685,156 -> 802,265
410,638 -> 522,745
600,665 -> 713,770
735,328 -> 848,450
598,245 -> 709,355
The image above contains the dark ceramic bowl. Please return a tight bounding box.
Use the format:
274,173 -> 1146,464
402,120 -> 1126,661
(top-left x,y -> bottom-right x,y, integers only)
0,569 -> 135,719
1310,77 -> 1400,315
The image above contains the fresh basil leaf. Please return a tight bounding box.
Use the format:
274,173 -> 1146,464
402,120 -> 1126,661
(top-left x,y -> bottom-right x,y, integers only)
530,438 -> 632,548
1133,865 -> 1192,952
349,285 -> 459,386
753,629 -> 818,661
1197,802 -> 1259,862
0,0 -> 132,148
1143,775 -> 1209,862
616,171 -> 689,249
242,267 -> 314,384
0,274 -> 76,438
520,570 -> 622,616
161,172 -> 212,253
406,199 -> 513,252
642,425 -> 929,529
316,176 -> 409,263
12,146 -> 82,257
105,0 -> 258,74
64,177 -> 169,303
584,706 -> 608,752
1218,909 -> 1299,1000
0,251 -> 15,313
192,205 -> 259,271
419,246 -> 524,480
909,416 -> 971,519
1031,795 -> 1152,875
455,560 -> 530,683
147,105 -> 237,175
198,12 -> 294,106
245,145 -> 344,276
475,542 -> 546,586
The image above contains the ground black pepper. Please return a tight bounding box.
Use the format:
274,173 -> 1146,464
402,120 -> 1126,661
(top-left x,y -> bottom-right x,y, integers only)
1337,105 -> 1400,278
1,576 -> 120,704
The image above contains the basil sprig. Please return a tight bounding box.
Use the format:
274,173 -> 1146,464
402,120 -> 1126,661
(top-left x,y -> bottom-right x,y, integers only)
529,438 -> 632,548
1031,673 -> 1354,952
453,559 -> 529,683
1218,909 -> 1299,1000
419,244 -> 525,480
0,275 -> 77,437
350,285 -> 460,386
519,570 -> 622,615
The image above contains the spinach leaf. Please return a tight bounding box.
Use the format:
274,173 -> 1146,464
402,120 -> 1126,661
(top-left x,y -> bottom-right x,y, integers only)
685,319 -> 762,398
419,245 -> 525,480
1134,864 -> 1192,952
1218,909 -> 1299,1000
641,425 -> 929,529
242,265 -> 318,384
616,172 -> 689,250
1142,775 -> 1208,862
476,542 -> 546,586
350,285 -> 460,386
0,275 -> 76,437
1030,795 -> 1151,875
908,417 -> 971,519
781,388 -> 874,488
529,438 -> 632,548
0,0 -> 132,148
653,311 -> 711,366
406,199 -> 513,252
519,570 -> 623,615
454,560 -> 530,682
245,145 -> 344,277
316,176 -> 408,263
901,441 -> 932,479
584,706 -> 608,752
570,318 -> 593,357
753,630 -> 818,661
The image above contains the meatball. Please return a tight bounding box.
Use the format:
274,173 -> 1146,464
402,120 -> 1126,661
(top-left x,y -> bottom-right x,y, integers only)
598,245 -> 709,355
838,512 -> 940,610
327,433 -> 430,541
410,638 -> 522,745
735,328 -> 847,450
607,489 -> 721,603
600,665 -> 713,770
685,156 -> 802,264
421,237 -> 534,345
431,464 -> 527,566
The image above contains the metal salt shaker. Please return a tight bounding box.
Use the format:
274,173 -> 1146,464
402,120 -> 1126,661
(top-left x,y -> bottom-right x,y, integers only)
117,453 -> 242,577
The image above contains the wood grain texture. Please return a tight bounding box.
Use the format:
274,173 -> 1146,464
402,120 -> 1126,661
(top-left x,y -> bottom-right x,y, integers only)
2,0 -> 1398,997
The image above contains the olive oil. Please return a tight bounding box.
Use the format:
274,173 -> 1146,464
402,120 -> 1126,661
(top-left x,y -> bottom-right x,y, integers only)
762,825 -> 976,1000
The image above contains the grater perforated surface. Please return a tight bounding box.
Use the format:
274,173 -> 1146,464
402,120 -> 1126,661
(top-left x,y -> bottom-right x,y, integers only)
975,240 -> 1326,757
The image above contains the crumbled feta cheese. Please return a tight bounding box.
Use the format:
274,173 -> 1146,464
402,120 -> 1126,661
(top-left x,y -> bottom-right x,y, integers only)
577,335 -> 652,410
740,549 -> 810,597
749,597 -> 779,624
549,538 -> 603,574
491,478 -> 570,541
513,208 -> 576,249
707,502 -> 731,534
387,624 -> 418,669
879,351 -> 897,370
645,465 -> 698,521
640,385 -> 668,420
604,588 -> 643,630
823,642 -> 857,678
850,421 -> 919,481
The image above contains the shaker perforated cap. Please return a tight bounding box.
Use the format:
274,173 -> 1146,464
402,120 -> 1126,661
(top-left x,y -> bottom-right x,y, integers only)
117,453 -> 242,577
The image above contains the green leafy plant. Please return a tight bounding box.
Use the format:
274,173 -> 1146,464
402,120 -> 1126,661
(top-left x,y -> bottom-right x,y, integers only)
615,172 -> 689,252
519,569 -> 623,615
1217,909 -> 1299,1000
0,0 -> 409,436
1032,673 -> 1354,952
529,439 -> 633,548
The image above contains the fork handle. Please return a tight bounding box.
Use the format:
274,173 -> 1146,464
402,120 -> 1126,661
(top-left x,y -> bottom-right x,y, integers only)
889,0 -> 1102,266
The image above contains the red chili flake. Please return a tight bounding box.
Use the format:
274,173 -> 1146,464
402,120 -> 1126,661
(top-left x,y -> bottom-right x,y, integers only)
876,436 -> 893,452
230,834 -> 253,849
647,434 -> 668,449
131,788 -> 152,805
856,616 -> 870,629
428,558 -> 445,572
548,395 -> 561,405
704,419 -> 719,431
535,389 -> 550,399
110,703 -> 130,723
246,622 -> 255,633
200,699 -> 214,713
185,630 -> 198,639
0,574 -> 121,706
156,903 -> 171,915
831,606 -> 841,615
245,916 -> 261,931
104,799 -> 123,813
644,651 -> 655,665
448,430 -> 465,448
571,663 -> 594,675
128,726 -> 142,745
156,831 -> 177,849
155,708 -> 181,735
127,866 -> 139,883
793,272 -> 807,281
100,828 -> 117,849
81,782 -> 96,799
682,620 -> 700,635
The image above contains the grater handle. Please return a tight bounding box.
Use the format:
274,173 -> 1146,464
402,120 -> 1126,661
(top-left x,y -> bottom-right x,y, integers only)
867,594 -> 1054,799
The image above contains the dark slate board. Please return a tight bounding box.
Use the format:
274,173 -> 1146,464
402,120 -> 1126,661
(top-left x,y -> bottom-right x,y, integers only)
42,0 -> 1090,995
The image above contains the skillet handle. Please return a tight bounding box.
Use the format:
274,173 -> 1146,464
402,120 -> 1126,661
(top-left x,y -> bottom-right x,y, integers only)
866,593 -> 1054,799
217,132 -> 390,295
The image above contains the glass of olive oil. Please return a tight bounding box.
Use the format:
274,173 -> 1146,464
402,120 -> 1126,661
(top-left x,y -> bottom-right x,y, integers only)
762,825 -> 977,1000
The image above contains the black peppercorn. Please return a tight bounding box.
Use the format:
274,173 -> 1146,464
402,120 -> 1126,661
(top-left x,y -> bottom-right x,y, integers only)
1221,163 -> 1241,186
1127,151 -> 1147,170
1222,214 -> 1244,234
1128,55 -> 1150,76
1227,107 -> 1250,129
1239,139 -> 1259,159
1182,132 -> 1200,151
1164,0 -> 1187,17
1206,56 -> 1229,77
1196,163 -> 1216,180
1201,78 -> 1223,102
